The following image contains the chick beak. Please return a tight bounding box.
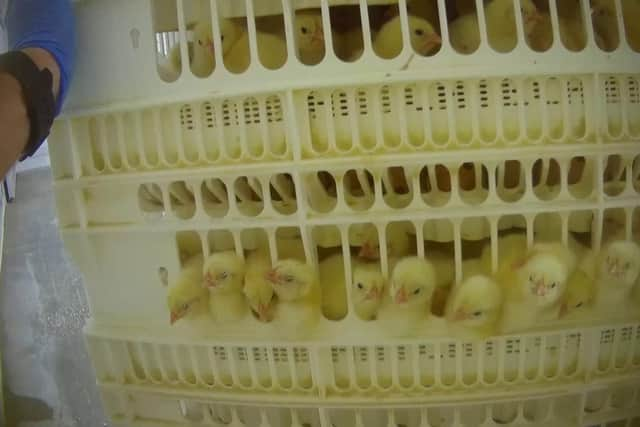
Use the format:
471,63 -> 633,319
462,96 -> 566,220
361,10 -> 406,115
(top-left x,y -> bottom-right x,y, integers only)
204,272 -> 217,288
365,287 -> 380,301
265,269 -> 279,284
312,29 -> 324,45
535,281 -> 546,297
451,308 -> 468,322
257,303 -> 272,322
395,288 -> 408,304
170,312 -> 179,325
358,242 -> 379,260
206,40 -> 215,56
422,34 -> 442,54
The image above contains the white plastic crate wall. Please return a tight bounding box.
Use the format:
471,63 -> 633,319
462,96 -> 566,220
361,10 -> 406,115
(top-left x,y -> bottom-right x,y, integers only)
48,0 -> 640,423
86,323 -> 640,398
100,379 -> 640,426
66,0 -> 640,112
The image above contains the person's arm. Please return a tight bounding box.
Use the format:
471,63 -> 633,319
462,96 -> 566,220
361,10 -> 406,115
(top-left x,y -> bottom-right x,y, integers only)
0,0 -> 75,179
0,48 -> 61,177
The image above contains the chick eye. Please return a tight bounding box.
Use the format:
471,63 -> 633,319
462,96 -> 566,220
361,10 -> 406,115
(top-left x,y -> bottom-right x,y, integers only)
575,302 -> 583,308
284,275 -> 294,283
181,303 -> 189,311
301,26 -> 309,35
529,274 -> 535,282
221,35 -> 225,42
198,40 -> 203,46
357,283 -> 364,290
413,288 -> 421,295
414,28 -> 424,36
625,262 -> 632,269
473,311 -> 483,317
550,282 -> 557,289
219,272 -> 229,280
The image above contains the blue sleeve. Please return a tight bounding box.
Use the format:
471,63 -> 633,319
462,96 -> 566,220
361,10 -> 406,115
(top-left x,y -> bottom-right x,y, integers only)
7,0 -> 77,115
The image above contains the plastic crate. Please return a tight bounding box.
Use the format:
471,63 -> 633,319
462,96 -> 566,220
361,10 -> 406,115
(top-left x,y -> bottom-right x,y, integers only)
99,378 -> 640,426
47,0 -> 640,424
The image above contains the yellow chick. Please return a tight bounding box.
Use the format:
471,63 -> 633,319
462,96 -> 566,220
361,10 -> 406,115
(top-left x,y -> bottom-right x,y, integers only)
355,223 -> 411,261
294,10 -> 343,64
559,268 -> 597,320
528,12 -> 588,51
318,253 -> 349,321
482,234 -> 576,332
445,275 -> 503,340
224,23 -> 287,73
203,251 -> 247,322
352,261 -> 386,321
450,0 -> 541,53
621,0 -> 640,50
182,19 -> 242,77
378,256 -> 437,336
166,255 -> 209,325
589,240 -> 640,315
266,260 -> 322,339
243,249 -> 276,323
373,14 -> 442,59
591,0 -> 621,50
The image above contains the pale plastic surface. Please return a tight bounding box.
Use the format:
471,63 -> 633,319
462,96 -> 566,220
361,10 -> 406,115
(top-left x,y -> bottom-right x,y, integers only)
64,0 -> 640,114
46,0 -> 640,424
99,373 -> 640,426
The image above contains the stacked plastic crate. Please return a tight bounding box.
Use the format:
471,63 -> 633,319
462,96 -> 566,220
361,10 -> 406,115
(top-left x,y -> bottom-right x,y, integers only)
50,0 -> 640,425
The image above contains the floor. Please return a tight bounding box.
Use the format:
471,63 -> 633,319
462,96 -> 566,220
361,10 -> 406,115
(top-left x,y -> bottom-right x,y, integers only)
0,167 -> 108,426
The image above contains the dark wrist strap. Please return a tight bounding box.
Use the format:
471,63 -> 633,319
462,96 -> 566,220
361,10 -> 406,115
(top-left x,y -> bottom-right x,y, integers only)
0,51 -> 55,160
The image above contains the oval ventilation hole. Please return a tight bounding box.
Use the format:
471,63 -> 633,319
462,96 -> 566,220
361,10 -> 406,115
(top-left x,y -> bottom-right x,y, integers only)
419,165 -> 451,207
304,171 -> 337,214
382,167 -> 413,209
169,181 -> 196,219
138,183 -> 165,219
459,162 -> 489,205
532,159 -> 561,201
603,154 -> 626,197
344,169 -> 375,211
234,177 -> 264,217
270,173 -> 297,215
201,179 -> 229,218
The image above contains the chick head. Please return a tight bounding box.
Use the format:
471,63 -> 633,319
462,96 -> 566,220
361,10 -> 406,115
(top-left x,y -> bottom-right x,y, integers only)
193,19 -> 242,59
295,12 -> 325,53
203,251 -> 245,293
266,259 -> 317,302
352,263 -> 386,305
517,252 -> 569,308
167,282 -> 208,325
244,278 -> 277,323
390,257 -> 436,308
407,15 -> 442,55
490,0 -> 541,35
599,240 -> 640,289
559,270 -> 596,318
447,275 -> 502,327
518,0 -> 542,34
193,21 -> 215,58
219,18 -> 244,54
